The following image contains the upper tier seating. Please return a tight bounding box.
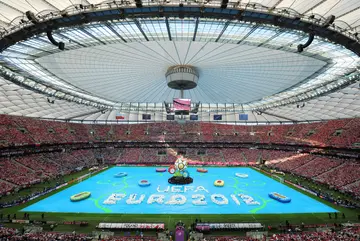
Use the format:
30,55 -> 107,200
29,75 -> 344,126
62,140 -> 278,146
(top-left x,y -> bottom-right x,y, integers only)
0,114 -> 359,149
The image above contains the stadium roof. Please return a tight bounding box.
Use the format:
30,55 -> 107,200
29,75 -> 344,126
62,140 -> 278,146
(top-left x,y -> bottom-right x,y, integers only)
0,0 -> 359,123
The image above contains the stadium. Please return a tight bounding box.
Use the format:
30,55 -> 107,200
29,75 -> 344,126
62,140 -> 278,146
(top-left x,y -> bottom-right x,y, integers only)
0,0 -> 360,240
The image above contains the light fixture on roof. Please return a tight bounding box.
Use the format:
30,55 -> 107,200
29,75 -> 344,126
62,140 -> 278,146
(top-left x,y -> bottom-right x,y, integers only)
221,0 -> 228,9
354,33 -> 359,41
164,101 -> 171,113
322,15 -> 336,28
60,11 -> 68,17
47,97 -> 55,104
25,11 -> 39,24
191,102 -> 201,114
135,0 -> 143,8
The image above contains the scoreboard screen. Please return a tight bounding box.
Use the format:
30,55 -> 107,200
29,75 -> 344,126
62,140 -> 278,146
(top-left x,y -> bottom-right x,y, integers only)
173,98 -> 191,111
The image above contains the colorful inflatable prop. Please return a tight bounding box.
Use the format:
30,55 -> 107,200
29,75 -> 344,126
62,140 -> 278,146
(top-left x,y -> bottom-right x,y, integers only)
168,165 -> 176,174
114,172 -> 127,178
197,168 -> 208,173
182,170 -> 190,178
156,168 -> 167,172
138,180 -> 151,187
70,191 -> 91,202
268,192 -> 291,203
175,158 -> 187,171
214,180 -> 225,187
235,173 -> 248,178
168,156 -> 193,185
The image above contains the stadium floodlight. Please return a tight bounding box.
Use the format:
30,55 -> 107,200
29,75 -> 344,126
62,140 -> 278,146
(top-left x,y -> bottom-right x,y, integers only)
191,102 -> 200,114
221,0 -> 228,9
47,97 -> 55,104
25,11 -> 39,24
353,33 -> 359,41
135,0 -> 142,8
322,15 -> 336,28
60,10 -> 68,17
164,101 -> 171,114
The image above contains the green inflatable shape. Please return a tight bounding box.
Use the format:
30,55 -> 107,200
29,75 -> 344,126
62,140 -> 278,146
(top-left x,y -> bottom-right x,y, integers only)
70,191 -> 91,202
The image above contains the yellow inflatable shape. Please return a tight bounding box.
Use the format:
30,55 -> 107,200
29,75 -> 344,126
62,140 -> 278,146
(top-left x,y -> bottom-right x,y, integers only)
214,180 -> 225,187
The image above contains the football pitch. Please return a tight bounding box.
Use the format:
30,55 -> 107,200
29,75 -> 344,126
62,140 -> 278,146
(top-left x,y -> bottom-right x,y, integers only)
23,167 -> 337,214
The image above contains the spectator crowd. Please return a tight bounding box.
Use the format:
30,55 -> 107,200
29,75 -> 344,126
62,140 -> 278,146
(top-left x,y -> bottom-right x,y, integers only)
0,115 -> 359,149
0,226 -> 359,241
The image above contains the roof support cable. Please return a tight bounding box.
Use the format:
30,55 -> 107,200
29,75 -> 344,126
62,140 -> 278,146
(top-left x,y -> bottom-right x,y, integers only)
237,25 -> 258,44
215,21 -> 230,42
133,19 -> 149,41
193,18 -> 199,41
165,17 -> 172,41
